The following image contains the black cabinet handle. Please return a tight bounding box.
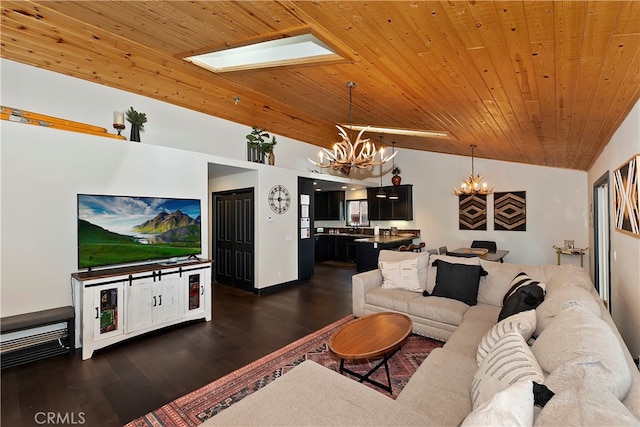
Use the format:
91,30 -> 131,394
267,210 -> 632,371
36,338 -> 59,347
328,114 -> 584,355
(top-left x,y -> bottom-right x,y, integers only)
95,308 -> 99,319
158,295 -> 162,306
153,296 -> 157,307
200,285 -> 204,295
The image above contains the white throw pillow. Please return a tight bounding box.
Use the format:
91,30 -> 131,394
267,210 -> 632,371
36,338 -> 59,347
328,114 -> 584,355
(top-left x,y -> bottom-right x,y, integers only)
378,250 -> 429,291
462,380 -> 534,427
471,330 -> 544,410
426,254 -> 481,294
379,258 -> 422,292
532,301 -> 632,400
477,309 -> 537,366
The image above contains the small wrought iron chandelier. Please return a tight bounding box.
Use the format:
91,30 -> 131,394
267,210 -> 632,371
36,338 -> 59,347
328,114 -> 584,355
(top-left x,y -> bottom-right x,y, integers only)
452,145 -> 494,196
308,81 -> 396,175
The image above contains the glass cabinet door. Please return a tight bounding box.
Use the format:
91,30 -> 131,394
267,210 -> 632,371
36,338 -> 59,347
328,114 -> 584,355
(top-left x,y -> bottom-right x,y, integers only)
187,273 -> 204,313
93,282 -> 124,340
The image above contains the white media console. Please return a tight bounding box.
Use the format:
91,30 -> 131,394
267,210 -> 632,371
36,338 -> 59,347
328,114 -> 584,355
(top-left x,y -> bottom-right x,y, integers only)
72,259 -> 212,360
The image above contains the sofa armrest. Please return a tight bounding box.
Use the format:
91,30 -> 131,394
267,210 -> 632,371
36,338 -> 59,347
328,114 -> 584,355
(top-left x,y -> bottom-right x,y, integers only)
352,269 -> 383,317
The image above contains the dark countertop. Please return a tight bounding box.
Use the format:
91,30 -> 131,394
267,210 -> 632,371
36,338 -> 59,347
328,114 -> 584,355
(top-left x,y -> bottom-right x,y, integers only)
353,235 -> 415,244
316,233 -> 371,238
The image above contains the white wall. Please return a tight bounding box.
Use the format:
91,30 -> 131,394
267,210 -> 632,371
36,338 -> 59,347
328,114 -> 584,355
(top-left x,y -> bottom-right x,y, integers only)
588,99 -> 640,359
1,124 -> 210,315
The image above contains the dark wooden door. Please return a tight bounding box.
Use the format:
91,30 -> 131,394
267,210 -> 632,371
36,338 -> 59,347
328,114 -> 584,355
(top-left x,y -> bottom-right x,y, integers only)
214,189 -> 254,291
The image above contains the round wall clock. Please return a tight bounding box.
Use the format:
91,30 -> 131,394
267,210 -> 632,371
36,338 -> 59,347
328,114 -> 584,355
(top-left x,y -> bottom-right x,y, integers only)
268,185 -> 291,214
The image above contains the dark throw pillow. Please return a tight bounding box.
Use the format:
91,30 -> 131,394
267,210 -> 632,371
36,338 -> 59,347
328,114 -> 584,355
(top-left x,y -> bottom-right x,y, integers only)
498,272 -> 546,321
430,260 -> 487,306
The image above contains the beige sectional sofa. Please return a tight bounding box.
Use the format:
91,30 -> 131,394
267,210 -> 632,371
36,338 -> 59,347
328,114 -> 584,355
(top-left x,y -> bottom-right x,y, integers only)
204,250 -> 640,426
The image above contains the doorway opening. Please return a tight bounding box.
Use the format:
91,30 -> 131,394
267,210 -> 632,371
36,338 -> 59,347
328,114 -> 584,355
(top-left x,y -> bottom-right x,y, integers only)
213,188 -> 255,292
593,172 -> 611,312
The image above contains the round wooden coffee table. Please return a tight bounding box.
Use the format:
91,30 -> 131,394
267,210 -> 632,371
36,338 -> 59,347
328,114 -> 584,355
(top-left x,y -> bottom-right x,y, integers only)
328,312 -> 413,393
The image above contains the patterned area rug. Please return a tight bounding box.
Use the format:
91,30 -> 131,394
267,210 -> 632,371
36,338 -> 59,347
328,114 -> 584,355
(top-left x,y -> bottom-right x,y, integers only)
125,315 -> 443,427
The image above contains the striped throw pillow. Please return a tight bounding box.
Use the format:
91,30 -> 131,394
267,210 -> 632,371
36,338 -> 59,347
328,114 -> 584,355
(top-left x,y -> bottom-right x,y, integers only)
498,272 -> 546,321
477,309 -> 537,366
471,330 -> 544,410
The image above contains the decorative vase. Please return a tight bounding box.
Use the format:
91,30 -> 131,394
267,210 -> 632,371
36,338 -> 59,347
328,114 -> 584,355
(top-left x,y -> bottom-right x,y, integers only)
392,175 -> 401,186
130,124 -> 141,142
268,151 -> 275,166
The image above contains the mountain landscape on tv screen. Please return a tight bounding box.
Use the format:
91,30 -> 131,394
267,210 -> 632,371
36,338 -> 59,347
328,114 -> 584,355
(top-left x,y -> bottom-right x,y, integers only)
78,196 -> 201,268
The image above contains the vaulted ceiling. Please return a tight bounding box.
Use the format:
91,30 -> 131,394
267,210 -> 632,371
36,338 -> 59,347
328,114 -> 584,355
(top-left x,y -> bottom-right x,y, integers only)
1,1 -> 639,170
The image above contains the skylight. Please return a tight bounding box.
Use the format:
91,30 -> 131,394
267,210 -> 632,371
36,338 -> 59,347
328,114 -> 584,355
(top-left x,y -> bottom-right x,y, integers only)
185,33 -> 341,73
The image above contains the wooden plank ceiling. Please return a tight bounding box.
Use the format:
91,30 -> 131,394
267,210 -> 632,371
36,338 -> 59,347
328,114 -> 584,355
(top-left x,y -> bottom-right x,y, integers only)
1,1 -> 639,170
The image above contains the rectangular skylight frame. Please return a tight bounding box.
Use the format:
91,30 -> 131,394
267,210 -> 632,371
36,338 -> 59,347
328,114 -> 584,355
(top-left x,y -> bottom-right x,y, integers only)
185,33 -> 343,73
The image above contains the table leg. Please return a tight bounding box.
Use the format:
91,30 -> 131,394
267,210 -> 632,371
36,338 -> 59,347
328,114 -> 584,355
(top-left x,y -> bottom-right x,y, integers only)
338,346 -> 400,394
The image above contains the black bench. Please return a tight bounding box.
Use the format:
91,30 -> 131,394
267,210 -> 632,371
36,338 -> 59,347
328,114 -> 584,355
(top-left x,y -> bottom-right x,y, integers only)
0,306 -> 75,368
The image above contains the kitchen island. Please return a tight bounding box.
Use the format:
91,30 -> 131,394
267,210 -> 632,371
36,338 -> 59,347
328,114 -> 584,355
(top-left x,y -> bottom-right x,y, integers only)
354,235 -> 415,272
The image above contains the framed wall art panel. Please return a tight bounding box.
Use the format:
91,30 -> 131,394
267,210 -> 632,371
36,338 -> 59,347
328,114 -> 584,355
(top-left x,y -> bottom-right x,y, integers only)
494,191 -> 526,231
459,194 -> 487,230
613,154 -> 640,238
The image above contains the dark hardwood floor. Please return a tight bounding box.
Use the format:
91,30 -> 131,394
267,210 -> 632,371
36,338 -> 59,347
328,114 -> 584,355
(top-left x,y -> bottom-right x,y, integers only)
1,263 -> 355,426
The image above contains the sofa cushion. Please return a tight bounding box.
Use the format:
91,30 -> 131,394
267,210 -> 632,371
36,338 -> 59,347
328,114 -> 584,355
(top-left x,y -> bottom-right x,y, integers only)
378,250 -> 430,291
365,288 -> 420,313
534,284 -> 600,336
397,347 -> 478,426
477,260 -> 521,307
477,309 -> 537,366
462,380 -> 534,427
426,255 -> 481,294
379,258 -> 422,292
531,301 -> 632,400
471,331 -> 544,410
430,260 -> 486,306
545,264 -> 594,294
498,272 -> 546,321
534,381 -> 639,427
462,304 -> 502,323
407,296 -> 469,326
443,315 -> 496,359
203,360 -> 435,426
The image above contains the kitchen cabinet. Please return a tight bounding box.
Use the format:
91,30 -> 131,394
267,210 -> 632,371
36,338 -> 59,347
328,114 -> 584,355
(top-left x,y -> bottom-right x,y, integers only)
314,191 -> 345,221
335,236 -> 357,262
314,235 -> 333,261
367,184 -> 413,221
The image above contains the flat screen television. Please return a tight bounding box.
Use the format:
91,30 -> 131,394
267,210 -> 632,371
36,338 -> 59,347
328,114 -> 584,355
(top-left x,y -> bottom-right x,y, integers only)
77,194 -> 202,269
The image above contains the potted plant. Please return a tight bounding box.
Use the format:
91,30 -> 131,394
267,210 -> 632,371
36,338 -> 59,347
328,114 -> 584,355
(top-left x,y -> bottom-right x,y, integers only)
392,165 -> 402,186
125,107 -> 148,142
246,126 -> 277,165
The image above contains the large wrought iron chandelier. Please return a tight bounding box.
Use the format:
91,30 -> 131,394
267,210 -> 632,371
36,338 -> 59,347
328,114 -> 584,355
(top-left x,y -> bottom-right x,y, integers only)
308,81 -> 396,175
452,145 -> 494,195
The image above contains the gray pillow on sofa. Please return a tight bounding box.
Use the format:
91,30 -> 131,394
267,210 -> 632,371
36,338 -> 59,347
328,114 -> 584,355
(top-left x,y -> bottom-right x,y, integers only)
428,260 -> 487,306
534,284 -> 600,336
532,301 -> 632,400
